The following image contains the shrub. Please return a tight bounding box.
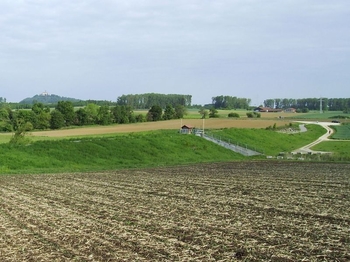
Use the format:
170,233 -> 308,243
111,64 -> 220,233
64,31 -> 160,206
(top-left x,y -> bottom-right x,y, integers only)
228,112 -> 240,118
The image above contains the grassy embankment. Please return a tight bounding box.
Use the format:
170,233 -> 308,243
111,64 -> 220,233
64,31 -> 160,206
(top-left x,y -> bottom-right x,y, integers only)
0,124 -> 332,175
208,124 -> 326,155
0,130 -> 248,174
312,124 -> 350,160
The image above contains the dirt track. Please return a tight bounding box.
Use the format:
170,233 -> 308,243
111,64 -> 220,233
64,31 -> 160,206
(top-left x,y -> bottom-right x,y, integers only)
27,118 -> 290,138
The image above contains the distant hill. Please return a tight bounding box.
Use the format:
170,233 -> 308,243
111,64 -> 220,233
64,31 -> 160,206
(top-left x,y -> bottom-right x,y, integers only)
19,92 -> 81,104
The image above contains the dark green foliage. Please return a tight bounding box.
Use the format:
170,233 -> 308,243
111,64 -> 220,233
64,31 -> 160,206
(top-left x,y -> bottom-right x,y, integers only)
212,95 -> 251,109
75,108 -> 89,126
56,101 -> 75,126
209,107 -> 219,118
163,105 -> 176,120
147,105 -> 163,121
263,97 -> 350,111
50,110 -> 65,129
198,108 -> 208,119
9,120 -> 32,146
97,105 -> 113,125
19,94 -> 81,104
0,131 -> 245,174
246,112 -> 260,118
174,105 -> 187,119
117,93 -> 192,109
111,105 -> 135,124
228,112 -> 240,118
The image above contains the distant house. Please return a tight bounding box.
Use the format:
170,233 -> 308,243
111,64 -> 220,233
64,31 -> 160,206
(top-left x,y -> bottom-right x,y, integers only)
254,107 -> 282,113
180,125 -> 194,134
284,108 -> 296,113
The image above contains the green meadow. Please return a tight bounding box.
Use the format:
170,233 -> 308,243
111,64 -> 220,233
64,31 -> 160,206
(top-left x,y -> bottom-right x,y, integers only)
208,124 -> 326,155
331,124 -> 350,139
2,123 -> 344,175
0,131 -> 247,174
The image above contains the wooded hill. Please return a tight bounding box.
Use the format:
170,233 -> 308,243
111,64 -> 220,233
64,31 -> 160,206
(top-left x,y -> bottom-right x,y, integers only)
19,94 -> 81,104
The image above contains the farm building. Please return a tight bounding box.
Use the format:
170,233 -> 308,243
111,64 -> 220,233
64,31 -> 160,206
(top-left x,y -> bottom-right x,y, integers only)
180,125 -> 194,134
254,107 -> 282,113
284,108 -> 296,113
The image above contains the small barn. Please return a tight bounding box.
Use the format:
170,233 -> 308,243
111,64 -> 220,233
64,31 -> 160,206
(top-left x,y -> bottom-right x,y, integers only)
254,107 -> 282,113
284,108 -> 296,113
180,125 -> 194,134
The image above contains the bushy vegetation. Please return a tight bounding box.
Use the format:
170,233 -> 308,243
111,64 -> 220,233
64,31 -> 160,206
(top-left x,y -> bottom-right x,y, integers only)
246,111 -> 261,118
0,101 -> 187,133
228,112 -> 240,118
0,131 -> 246,174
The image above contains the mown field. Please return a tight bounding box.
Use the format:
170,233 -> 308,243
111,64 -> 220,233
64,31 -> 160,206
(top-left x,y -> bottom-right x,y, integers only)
331,124 -> 350,140
0,161 -> 349,261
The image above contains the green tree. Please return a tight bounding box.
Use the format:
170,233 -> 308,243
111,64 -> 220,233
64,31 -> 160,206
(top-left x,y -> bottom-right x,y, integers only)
147,105 -> 163,121
85,103 -> 99,124
97,105 -> 113,125
75,108 -> 89,126
174,105 -> 186,119
50,110 -> 65,129
56,101 -> 75,126
163,105 -> 175,120
36,111 -> 51,129
198,108 -> 209,119
209,107 -> 219,118
9,119 -> 33,145
0,108 -> 9,121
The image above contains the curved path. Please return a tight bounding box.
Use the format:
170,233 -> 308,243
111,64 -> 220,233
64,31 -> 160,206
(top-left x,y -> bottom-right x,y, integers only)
292,121 -> 340,154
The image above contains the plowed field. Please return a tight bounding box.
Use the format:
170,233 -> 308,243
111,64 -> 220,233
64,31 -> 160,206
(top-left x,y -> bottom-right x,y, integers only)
1,161 -> 349,261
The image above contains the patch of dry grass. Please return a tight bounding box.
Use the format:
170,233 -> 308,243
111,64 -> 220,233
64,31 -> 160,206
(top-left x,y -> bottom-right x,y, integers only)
27,119 -> 291,138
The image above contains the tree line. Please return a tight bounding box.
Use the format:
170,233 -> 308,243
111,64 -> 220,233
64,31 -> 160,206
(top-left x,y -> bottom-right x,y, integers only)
211,96 -> 251,109
263,98 -> 350,112
0,101 -> 187,133
116,93 -> 192,109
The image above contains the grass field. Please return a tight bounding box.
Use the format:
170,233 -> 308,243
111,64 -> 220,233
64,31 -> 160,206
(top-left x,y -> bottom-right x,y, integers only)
331,124 -> 350,140
0,161 -> 349,261
312,141 -> 350,158
208,124 -> 326,155
0,131 -> 247,174
289,111 -> 350,120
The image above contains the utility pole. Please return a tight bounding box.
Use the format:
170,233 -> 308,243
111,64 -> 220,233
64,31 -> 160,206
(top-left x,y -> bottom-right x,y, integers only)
320,97 -> 323,114
202,117 -> 205,135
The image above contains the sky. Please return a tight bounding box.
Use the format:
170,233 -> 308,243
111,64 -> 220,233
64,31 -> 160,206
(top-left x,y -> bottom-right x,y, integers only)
1,0 -> 349,106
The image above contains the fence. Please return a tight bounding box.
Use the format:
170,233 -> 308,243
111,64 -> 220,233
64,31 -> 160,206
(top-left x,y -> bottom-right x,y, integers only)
201,132 -> 262,156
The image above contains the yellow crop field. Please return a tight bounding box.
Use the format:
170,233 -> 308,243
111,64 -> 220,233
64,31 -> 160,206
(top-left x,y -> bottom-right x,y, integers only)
26,118 -> 290,138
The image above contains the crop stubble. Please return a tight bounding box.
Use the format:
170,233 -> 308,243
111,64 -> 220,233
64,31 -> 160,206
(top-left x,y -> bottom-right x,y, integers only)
0,161 -> 349,261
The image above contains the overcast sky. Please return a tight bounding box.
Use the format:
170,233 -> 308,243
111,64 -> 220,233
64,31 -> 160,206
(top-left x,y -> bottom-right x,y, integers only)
1,0 -> 349,105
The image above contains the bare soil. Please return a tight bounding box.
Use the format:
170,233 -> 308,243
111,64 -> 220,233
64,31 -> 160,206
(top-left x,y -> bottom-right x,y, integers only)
1,161 -> 349,261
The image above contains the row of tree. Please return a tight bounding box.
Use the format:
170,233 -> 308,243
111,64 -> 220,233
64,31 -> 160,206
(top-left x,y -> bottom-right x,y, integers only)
211,96 -> 251,109
117,93 -> 192,109
263,98 -> 350,112
0,101 -> 187,132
